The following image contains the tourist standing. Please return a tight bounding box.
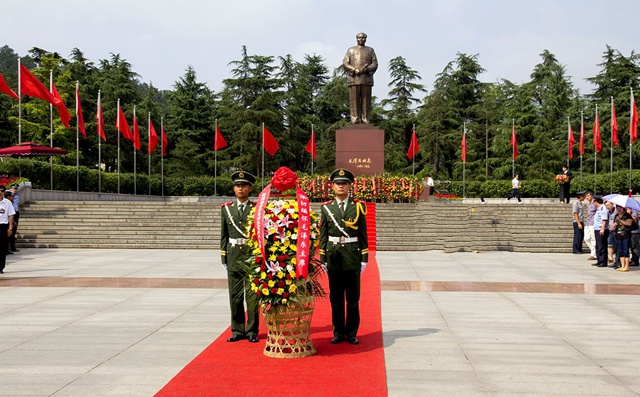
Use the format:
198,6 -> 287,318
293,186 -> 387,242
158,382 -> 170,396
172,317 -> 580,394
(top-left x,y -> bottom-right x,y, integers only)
8,184 -> 19,253
0,187 -> 15,274
591,196 -> 609,268
572,191 -> 586,254
583,191 -> 597,260
559,166 -> 572,204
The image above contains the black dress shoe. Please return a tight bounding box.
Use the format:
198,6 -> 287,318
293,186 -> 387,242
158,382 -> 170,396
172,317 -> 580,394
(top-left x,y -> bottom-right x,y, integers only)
630,263 -> 639,267
597,264 -> 608,267
591,263 -> 599,266
226,335 -> 245,342
6,251 -> 12,255
330,336 -> 344,344
347,337 -> 359,345
11,249 -> 19,252
248,335 -> 259,343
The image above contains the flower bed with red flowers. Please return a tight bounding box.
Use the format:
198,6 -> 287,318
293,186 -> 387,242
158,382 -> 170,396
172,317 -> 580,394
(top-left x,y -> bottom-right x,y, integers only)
434,193 -> 461,199
0,175 -> 24,188
298,174 -> 423,202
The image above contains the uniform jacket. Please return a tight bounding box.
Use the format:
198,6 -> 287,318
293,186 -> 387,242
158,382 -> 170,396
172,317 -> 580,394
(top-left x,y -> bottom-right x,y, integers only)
320,198 -> 369,270
343,45 -> 378,86
220,201 -> 255,268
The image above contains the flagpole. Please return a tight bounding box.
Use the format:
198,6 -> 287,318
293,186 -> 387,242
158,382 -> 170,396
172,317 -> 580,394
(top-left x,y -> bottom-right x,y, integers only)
76,81 -> 80,192
261,122 -> 265,190
117,99 -> 121,194
49,69 -> 54,190
512,119 -> 515,178
148,112 -> 151,196
161,117 -> 165,197
310,123 -> 315,175
412,124 -> 416,175
567,116 -> 570,167
214,118 -> 218,196
580,111 -> 584,190
630,87 -> 635,195
133,105 -> 137,196
98,90 -> 102,193
463,123 -> 466,198
17,57 -> 21,145
610,97 -> 614,194
594,104 -> 598,194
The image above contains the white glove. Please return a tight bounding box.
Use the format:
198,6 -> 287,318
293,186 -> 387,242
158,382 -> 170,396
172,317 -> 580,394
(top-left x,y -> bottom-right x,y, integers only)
322,263 -> 328,273
222,263 -> 228,271
361,262 -> 367,273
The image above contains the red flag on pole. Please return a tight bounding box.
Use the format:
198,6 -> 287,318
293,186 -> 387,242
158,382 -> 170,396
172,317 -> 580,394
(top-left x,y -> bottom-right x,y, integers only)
510,123 -> 518,159
461,131 -> 467,162
263,126 -> 279,156
611,100 -> 619,146
0,72 -> 18,99
631,90 -> 638,143
593,108 -> 602,153
568,120 -> 575,160
132,112 -> 141,151
19,64 -> 58,105
407,129 -> 419,159
148,119 -> 158,154
75,84 -> 86,138
117,105 -> 133,141
579,116 -> 585,155
161,127 -> 168,156
213,125 -> 228,151
305,129 -> 317,159
51,83 -> 71,128
96,92 -> 106,141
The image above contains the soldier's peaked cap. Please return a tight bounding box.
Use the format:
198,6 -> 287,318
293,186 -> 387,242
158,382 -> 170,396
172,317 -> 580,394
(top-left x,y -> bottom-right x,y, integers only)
330,168 -> 354,183
231,171 -> 255,186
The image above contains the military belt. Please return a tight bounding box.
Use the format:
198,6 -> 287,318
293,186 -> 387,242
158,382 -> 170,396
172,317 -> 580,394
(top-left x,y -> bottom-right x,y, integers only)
328,236 -> 358,244
229,238 -> 247,246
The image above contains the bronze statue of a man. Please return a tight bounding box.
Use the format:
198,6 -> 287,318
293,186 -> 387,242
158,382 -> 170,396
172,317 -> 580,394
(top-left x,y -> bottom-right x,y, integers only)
343,32 -> 378,124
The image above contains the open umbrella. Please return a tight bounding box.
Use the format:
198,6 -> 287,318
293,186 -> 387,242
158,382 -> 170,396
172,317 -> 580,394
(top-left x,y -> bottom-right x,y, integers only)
0,142 -> 68,157
603,194 -> 640,211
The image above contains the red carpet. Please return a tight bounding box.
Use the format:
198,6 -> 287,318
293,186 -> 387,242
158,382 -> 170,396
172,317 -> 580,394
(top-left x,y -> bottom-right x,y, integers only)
154,253 -> 387,397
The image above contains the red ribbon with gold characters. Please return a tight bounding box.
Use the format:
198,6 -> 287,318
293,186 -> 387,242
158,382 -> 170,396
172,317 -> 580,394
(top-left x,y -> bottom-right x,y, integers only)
295,186 -> 311,279
254,183 -> 272,264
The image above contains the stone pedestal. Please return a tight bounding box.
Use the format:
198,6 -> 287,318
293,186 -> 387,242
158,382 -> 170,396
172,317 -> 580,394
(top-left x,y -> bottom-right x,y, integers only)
335,125 -> 384,175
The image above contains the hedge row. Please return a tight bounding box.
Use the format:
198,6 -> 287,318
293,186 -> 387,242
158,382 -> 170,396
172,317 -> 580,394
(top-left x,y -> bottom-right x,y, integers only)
2,158 -> 640,199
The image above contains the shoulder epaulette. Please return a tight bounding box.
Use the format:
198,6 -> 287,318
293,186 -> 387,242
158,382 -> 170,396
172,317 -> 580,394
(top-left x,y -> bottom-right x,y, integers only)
221,201 -> 233,207
322,200 -> 333,205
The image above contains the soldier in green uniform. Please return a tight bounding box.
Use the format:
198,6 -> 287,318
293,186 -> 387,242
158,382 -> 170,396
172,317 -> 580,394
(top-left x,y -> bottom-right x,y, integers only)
320,168 -> 369,345
221,171 -> 259,343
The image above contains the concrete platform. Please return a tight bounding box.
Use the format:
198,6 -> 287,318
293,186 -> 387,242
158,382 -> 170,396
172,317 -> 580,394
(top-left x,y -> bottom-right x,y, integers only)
1,249 -> 639,396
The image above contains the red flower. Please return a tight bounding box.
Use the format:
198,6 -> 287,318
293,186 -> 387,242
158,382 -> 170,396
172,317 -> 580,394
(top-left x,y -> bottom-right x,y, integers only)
267,273 -> 274,279
285,273 -> 292,279
271,287 -> 278,294
262,282 -> 269,289
283,292 -> 290,298
255,257 -> 262,263
277,280 -> 285,287
253,278 -> 260,285
271,166 -> 298,192
257,290 -> 262,297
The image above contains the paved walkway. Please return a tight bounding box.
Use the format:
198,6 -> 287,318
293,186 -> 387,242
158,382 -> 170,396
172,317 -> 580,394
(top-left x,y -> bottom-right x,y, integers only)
0,249 -> 639,396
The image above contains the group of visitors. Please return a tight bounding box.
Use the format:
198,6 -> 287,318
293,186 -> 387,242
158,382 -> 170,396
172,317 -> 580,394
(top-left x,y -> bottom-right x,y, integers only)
0,184 -> 20,274
573,190 -> 638,272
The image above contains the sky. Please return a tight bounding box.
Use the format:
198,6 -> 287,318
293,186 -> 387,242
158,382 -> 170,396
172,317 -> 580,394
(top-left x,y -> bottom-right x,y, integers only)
3,0 -> 639,99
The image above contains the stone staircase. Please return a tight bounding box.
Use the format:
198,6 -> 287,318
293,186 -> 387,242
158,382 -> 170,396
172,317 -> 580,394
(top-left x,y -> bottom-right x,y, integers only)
16,200 -> 578,253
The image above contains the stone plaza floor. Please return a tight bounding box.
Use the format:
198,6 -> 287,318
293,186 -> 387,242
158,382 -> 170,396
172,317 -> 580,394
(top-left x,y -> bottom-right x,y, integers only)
1,249 -> 640,396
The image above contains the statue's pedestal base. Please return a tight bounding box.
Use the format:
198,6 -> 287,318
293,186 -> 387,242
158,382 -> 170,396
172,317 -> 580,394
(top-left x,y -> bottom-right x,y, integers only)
335,125 -> 384,175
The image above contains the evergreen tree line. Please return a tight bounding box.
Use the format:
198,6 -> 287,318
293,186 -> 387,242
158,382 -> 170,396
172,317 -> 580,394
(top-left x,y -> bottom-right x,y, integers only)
1,44 -> 639,187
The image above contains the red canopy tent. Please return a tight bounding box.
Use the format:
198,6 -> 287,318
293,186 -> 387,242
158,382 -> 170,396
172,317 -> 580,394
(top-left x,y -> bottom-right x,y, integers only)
0,142 -> 68,157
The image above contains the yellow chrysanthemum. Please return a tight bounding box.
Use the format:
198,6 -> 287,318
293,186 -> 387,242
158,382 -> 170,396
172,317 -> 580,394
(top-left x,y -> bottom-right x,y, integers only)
262,288 -> 270,296
282,298 -> 288,304
277,288 -> 284,295
289,284 -> 297,293
276,271 -> 284,279
289,270 -> 296,277
286,279 -> 292,285
260,271 -> 267,279
268,280 -> 275,288
268,254 -> 277,262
